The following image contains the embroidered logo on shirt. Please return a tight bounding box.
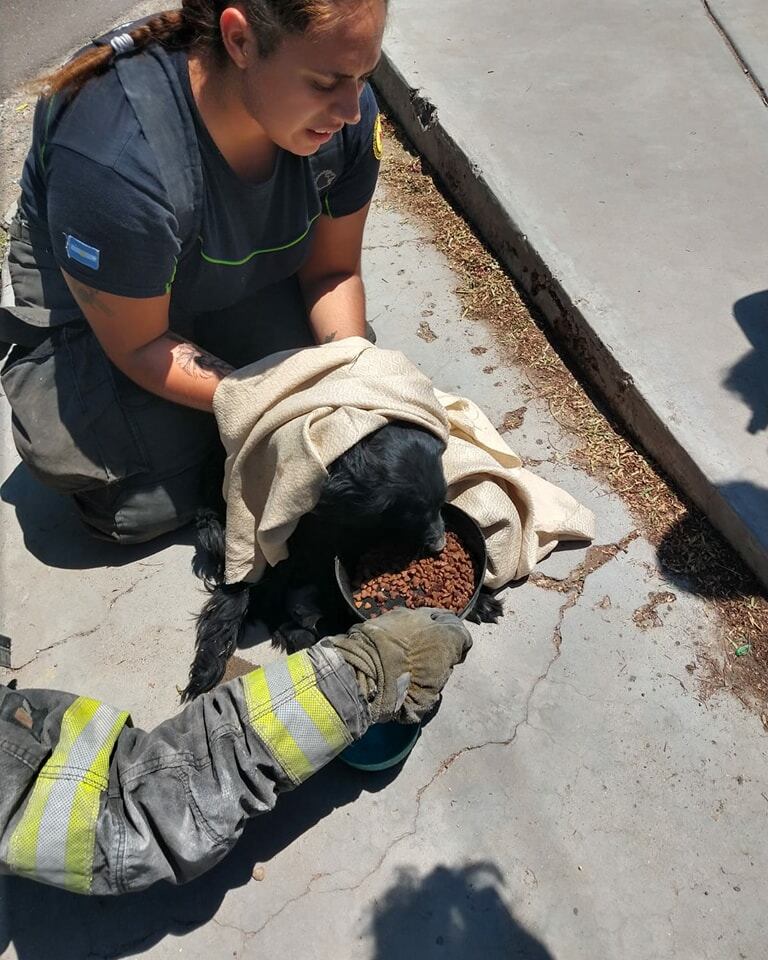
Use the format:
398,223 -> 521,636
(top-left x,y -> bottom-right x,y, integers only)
314,169 -> 337,192
373,113 -> 383,161
65,234 -> 100,270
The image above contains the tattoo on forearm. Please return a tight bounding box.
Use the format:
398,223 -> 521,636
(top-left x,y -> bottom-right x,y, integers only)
322,331 -> 338,344
167,333 -> 234,380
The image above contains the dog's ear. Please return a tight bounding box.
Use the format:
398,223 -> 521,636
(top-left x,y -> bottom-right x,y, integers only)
317,422 -> 448,525
316,457 -> 397,518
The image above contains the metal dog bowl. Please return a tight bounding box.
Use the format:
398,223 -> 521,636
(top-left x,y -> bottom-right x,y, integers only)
334,502 -> 488,623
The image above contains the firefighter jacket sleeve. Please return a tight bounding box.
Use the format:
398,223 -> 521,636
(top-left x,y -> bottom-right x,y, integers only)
0,643 -> 369,895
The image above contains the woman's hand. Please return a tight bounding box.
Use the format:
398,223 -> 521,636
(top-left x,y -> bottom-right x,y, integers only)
61,271 -> 233,411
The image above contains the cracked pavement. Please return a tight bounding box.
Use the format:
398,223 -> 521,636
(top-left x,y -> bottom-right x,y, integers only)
2,189 -> 766,960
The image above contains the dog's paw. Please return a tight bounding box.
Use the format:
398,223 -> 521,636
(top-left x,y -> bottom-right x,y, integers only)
272,623 -> 319,653
466,589 -> 504,624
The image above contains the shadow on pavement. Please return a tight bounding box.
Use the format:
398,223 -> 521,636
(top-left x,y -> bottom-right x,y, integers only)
1,462 -> 194,570
0,759 -> 403,959
657,481 -> 768,596
723,290 -> 768,435
366,863 -> 553,959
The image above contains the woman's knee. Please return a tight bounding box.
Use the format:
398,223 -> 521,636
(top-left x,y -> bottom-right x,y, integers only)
73,453 -> 223,544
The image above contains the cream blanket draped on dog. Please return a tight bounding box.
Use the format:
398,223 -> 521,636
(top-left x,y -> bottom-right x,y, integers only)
213,337 -> 596,587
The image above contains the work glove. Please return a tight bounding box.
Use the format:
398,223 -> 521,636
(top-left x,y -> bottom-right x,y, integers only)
329,607 -> 472,724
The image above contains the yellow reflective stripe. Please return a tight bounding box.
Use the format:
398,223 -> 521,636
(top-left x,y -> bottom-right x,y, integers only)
6,697 -> 128,893
7,697 -> 100,876
286,654 -> 348,751
6,759 -> 58,877
242,664 -> 314,783
242,651 -> 351,785
65,709 -> 130,893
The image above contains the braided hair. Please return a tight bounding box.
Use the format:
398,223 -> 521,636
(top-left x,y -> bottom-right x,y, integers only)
37,0 -> 380,96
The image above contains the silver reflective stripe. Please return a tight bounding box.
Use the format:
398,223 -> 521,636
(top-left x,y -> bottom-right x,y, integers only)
241,650 -> 351,785
6,696 -> 128,893
265,659 -> 341,773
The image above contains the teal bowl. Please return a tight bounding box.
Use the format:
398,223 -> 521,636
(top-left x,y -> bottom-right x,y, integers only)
339,721 -> 422,771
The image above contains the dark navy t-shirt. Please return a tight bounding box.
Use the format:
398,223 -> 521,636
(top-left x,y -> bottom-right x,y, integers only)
19,45 -> 381,323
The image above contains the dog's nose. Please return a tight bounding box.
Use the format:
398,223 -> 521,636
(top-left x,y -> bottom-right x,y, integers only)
430,533 -> 447,552
426,518 -> 446,553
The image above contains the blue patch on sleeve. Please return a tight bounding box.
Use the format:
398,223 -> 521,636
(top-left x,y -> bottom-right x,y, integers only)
65,234 -> 100,270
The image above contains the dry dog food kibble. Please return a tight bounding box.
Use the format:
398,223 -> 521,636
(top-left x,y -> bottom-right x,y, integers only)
352,531 -> 476,618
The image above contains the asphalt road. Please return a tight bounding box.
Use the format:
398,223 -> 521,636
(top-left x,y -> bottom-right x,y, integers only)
0,0 -> 136,98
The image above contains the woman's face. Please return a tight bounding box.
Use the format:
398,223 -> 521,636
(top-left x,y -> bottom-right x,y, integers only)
237,1 -> 386,155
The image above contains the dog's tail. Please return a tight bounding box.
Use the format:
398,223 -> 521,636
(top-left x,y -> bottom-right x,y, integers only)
180,583 -> 250,702
192,508 -> 227,589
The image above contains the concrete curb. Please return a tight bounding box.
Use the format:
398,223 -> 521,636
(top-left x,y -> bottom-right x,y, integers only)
374,51 -> 768,591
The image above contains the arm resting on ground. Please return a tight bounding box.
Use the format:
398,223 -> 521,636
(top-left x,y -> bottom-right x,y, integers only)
0,609 -> 470,895
0,643 -> 368,895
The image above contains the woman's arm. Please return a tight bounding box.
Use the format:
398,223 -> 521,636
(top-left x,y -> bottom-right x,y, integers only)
62,271 -> 233,412
298,202 -> 372,344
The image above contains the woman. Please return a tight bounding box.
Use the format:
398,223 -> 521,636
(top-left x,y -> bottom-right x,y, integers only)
0,0 -> 387,543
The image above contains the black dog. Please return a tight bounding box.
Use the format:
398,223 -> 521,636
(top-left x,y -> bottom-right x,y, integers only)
181,421 -> 503,701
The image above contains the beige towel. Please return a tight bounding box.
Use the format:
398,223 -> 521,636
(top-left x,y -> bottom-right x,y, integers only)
213,338 -> 450,584
213,337 -> 595,586
437,391 -> 595,588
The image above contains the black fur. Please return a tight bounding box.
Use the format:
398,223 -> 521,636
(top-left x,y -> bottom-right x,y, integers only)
180,421 -> 503,701
191,508 -> 227,588
312,422 -> 448,553
466,590 -> 504,624
186,582 -> 250,697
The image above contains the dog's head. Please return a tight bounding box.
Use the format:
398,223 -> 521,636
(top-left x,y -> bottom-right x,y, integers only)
315,421 -> 448,552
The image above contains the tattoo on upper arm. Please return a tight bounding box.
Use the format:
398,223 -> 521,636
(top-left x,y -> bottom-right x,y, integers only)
68,277 -> 114,317
167,333 -> 234,379
322,331 -> 338,344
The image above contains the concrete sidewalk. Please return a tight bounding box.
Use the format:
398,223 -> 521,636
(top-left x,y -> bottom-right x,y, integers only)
375,0 -> 768,589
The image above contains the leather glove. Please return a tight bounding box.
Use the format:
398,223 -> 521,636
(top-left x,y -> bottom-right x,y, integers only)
329,607 -> 472,724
